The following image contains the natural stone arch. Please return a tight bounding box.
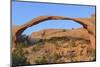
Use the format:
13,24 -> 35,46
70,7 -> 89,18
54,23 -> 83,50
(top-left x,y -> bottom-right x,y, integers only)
12,16 -> 95,50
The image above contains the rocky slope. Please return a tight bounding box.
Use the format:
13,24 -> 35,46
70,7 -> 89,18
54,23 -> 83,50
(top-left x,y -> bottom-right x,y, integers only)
12,28 -> 96,66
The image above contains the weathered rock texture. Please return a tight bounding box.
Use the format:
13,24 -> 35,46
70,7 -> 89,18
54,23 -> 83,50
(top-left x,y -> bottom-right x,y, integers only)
12,15 -> 96,49
29,28 -> 90,41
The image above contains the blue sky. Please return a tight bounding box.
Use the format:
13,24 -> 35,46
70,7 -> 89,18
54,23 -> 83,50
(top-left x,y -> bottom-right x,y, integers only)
12,1 -> 95,35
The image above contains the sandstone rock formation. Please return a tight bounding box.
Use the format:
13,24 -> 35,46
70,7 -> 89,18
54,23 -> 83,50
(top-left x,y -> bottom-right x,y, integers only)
29,28 -> 90,41
12,15 -> 96,50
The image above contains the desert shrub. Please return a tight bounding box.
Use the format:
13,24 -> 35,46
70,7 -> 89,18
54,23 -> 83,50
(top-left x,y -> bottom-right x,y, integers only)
32,44 -> 43,52
12,53 -> 27,66
37,41 -> 45,45
62,29 -> 66,32
24,50 -> 29,55
53,53 -> 62,60
32,46 -> 41,52
18,40 -> 28,48
32,39 -> 46,52
34,39 -> 45,45
12,47 -> 29,66
16,34 -> 30,48
35,56 -> 48,64
47,39 -> 57,44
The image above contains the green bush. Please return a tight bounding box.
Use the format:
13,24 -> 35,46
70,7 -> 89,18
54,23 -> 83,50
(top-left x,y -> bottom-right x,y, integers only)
12,52 -> 27,66
12,46 -> 29,66
53,53 -> 62,60
32,45 -> 41,52
17,34 -> 30,48
35,56 -> 48,64
62,29 -> 66,32
32,42 -> 44,52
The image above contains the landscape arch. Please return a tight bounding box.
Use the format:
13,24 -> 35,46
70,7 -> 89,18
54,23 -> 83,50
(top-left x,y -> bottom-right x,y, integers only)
12,16 -> 95,50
